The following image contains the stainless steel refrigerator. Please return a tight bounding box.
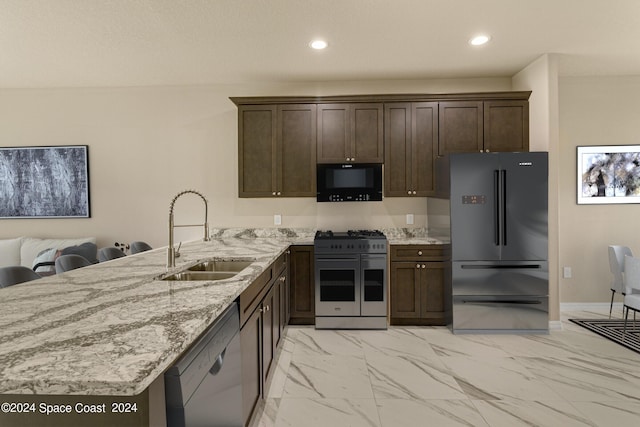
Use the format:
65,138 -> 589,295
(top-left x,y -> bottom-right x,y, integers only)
434,152 -> 548,333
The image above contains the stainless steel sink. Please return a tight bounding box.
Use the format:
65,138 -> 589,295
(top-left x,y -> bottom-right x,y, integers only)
162,271 -> 238,281
187,260 -> 253,273
159,259 -> 253,281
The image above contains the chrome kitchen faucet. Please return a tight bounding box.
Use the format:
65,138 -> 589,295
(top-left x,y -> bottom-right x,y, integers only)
168,190 -> 210,268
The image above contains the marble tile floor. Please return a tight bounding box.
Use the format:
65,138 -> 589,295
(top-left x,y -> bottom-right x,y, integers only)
250,309 -> 640,427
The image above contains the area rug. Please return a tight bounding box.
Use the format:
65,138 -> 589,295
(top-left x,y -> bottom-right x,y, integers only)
570,319 -> 640,354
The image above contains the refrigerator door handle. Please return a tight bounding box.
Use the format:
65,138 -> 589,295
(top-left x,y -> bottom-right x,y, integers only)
460,299 -> 543,305
460,264 -> 544,269
494,170 -> 500,246
501,169 -> 507,246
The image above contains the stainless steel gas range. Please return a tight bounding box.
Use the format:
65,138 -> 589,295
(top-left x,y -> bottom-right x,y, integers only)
314,230 -> 388,329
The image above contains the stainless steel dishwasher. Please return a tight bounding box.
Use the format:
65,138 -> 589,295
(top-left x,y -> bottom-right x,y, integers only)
165,303 -> 243,427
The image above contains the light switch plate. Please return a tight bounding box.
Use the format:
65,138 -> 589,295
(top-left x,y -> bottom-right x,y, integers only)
563,266 -> 572,279
274,214 -> 282,225
406,214 -> 414,225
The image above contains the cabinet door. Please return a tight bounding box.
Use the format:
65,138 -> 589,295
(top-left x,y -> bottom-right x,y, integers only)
238,105 -> 277,197
240,307 -> 262,426
384,102 -> 437,196
262,286 -> 275,387
271,277 -> 282,353
317,104 -> 349,163
419,262 -> 446,319
351,103 -> 384,163
390,262 -> 420,318
412,102 -> 438,195
483,100 -> 529,152
438,101 -> 483,155
384,103 -> 412,196
289,246 -> 315,324
278,104 -> 317,196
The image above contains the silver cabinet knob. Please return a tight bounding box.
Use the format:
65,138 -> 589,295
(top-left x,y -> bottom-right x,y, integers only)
418,250 -> 423,256
422,264 -> 426,269
413,191 -> 417,195
408,191 -> 412,195
416,264 -> 420,269
277,192 -> 281,196
272,192 -> 276,195
351,158 -> 355,161
486,149 -> 490,152
346,157 -> 350,161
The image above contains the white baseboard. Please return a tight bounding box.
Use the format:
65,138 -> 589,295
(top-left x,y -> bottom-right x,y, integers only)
549,320 -> 563,330
560,302 -> 622,312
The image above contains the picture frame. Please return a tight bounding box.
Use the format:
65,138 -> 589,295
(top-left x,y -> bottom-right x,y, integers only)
577,145 -> 640,204
0,145 -> 90,218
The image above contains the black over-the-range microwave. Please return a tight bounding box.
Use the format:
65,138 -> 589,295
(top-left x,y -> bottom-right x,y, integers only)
316,163 -> 383,202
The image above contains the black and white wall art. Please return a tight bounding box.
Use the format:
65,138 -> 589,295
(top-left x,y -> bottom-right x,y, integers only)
577,145 -> 640,204
0,145 -> 90,218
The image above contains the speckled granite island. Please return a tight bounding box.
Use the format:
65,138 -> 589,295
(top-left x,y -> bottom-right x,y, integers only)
0,227 -> 447,426
0,229 -> 316,427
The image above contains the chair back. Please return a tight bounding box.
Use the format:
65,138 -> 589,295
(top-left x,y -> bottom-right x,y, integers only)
0,266 -> 41,288
609,245 -> 633,293
61,242 -> 98,264
624,255 -> 640,295
130,241 -> 152,254
55,254 -> 91,274
98,247 -> 127,262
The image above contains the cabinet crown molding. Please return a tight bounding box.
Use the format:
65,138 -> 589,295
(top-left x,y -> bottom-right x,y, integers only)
230,91 -> 531,106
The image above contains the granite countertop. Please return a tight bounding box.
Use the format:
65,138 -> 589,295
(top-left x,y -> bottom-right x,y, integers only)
0,227 -> 445,397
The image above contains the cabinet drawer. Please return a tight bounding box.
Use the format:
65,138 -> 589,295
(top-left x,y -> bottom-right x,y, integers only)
390,245 -> 450,261
273,252 -> 287,275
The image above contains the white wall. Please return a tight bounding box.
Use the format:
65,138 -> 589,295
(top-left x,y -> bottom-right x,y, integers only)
512,54 -> 560,320
558,76 -> 640,303
0,78 -> 511,249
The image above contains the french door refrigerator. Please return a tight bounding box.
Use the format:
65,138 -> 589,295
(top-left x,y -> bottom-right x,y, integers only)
435,152 -> 548,333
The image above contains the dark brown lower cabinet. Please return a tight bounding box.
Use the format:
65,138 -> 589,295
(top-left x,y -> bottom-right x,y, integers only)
240,306 -> 261,425
289,245 -> 315,324
240,253 -> 288,426
390,245 -> 450,326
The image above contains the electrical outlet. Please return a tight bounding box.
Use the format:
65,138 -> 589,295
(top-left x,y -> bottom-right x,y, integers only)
563,266 -> 572,279
406,214 -> 414,225
274,214 -> 282,225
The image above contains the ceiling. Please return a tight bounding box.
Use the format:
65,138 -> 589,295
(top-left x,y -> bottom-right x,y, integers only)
2,0 -> 640,89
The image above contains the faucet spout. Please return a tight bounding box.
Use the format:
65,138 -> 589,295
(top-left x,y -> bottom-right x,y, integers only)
168,189 -> 210,268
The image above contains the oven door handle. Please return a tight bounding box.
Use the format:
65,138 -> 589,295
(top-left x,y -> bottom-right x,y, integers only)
315,257 -> 360,262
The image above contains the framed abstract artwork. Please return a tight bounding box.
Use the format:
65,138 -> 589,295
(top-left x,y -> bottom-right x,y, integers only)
577,145 -> 640,204
0,145 -> 90,218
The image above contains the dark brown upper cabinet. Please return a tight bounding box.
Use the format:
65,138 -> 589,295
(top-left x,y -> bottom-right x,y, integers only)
238,104 -> 316,197
438,101 -> 484,155
439,99 -> 529,156
317,103 -> 384,163
483,100 -> 529,152
232,92 -> 529,199
384,102 -> 438,197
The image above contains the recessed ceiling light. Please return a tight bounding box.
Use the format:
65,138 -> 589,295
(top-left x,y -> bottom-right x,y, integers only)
309,40 -> 328,50
469,35 -> 491,46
